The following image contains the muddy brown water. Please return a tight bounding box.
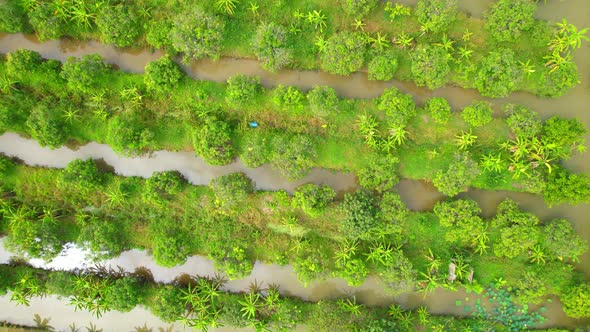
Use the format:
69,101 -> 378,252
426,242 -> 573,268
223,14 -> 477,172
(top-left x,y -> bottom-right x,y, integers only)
0,0 -> 589,329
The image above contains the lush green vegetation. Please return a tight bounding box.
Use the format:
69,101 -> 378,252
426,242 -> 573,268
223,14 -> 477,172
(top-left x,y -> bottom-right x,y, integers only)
0,50 -> 588,204
0,0 -> 587,97
0,156 -> 587,325
0,264 -> 562,331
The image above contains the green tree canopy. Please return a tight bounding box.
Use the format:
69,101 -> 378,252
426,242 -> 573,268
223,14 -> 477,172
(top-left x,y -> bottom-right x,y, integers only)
474,49 -> 522,98
461,101 -> 493,127
376,87 -> 416,127
433,153 -> 481,197
339,190 -> 379,239
63,159 -> 104,188
226,74 -> 262,106
270,134 -> 317,180
144,56 -> 184,93
485,0 -> 536,42
562,283 -> 590,319
96,4 -> 141,47
193,118 -> 235,165
504,104 -> 541,138
252,22 -> 293,72
411,45 -> 450,89
415,0 -> 458,33
26,103 -> 67,149
292,183 -> 336,217
542,218 -> 588,262
171,7 -> 225,61
368,53 -> 398,81
320,32 -> 366,76
60,54 -> 110,93
210,172 -> 254,210
425,97 -> 452,124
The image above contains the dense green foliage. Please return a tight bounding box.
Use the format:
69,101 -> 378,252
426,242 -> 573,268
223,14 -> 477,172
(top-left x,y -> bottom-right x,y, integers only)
462,101 -> 493,127
252,22 -> 292,72
433,153 -> 480,197
193,118 -> 235,165
96,5 -> 141,47
376,87 -> 416,127
307,85 -> 339,116
415,0 -> 458,33
485,0 -> 536,42
474,49 -> 522,98
60,54 -> 110,94
368,53 -> 398,81
210,172 -> 254,210
170,7 -> 224,61
292,183 -> 336,217
505,104 -> 541,138
26,103 -> 67,149
226,74 -> 261,106
144,56 -> 184,93
411,45 -> 450,89
320,32 -> 365,76
425,97 -> 452,124
63,159 -> 103,188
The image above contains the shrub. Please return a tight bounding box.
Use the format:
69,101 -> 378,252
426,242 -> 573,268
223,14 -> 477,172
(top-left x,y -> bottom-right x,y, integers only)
252,22 -> 292,72
144,56 -> 183,93
544,167 -> 590,206
60,54 -> 109,93
340,190 -> 379,239
433,152 -> 481,196
357,155 -> 400,192
28,2 -> 64,41
541,116 -> 586,159
307,85 -> 339,116
411,45 -> 450,89
6,49 -> 43,78
504,104 -> 541,138
292,183 -> 336,217
148,286 -> 185,321
107,114 -> 154,156
434,199 -> 485,245
63,159 -> 103,188
341,0 -> 378,17
96,4 -> 141,47
211,244 -> 254,280
146,20 -> 173,49
425,97 -> 452,124
210,172 -> 254,209
151,217 -> 190,267
105,277 -> 140,312
474,49 -> 522,98
5,206 -> 63,261
226,74 -> 261,106
171,7 -> 224,61
485,0 -> 536,42
379,192 -> 409,225
238,130 -> 269,168
376,87 -> 416,126
26,103 -> 67,149
0,0 -> 27,33
562,283 -> 590,319
193,118 -> 235,165
415,0 -> 458,33
272,84 -> 306,113
542,218 -> 588,262
270,134 -> 317,180
536,62 -> 580,98
320,32 -> 366,76
368,53 -> 398,81
143,171 -> 184,203
76,213 -> 126,260
462,101 -> 493,127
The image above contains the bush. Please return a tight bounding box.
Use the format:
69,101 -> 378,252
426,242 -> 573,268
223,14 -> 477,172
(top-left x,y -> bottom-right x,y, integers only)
543,167 -> 590,206
433,152 -> 481,197
562,283 -> 590,318
541,116 -> 586,159
542,218 -> 588,262
461,101 -> 493,127
536,62 -> 580,98
307,86 -> 339,116
485,0 -> 535,42
504,104 -> 541,138
411,45 -> 450,89
148,286 -> 185,322
105,277 -> 140,312
368,53 -> 398,81
272,84 -> 306,113
379,192 -> 409,224
357,155 -> 400,192
26,103 -> 67,149
60,54 -> 109,93
0,0 -> 27,33
28,2 -> 64,41
76,213 -> 126,260
320,32 -> 366,76
144,56 -> 183,93
340,190 -> 379,239
6,50 -> 42,78
151,218 -> 190,268
270,134 -> 316,180
252,22 -> 292,72
193,118 -> 235,165
341,0 -> 378,17
63,159 -> 103,188
96,5 -> 141,47
210,173 -> 254,209
107,114 -> 154,156
171,7 -> 224,61
415,0 -> 458,33
146,20 -> 173,49
376,87 -> 416,126
474,49 -> 522,98
143,171 -> 184,203
292,183 -> 336,217
210,244 -> 254,280
238,130 -> 269,168
425,97 -> 452,124
226,74 -> 261,106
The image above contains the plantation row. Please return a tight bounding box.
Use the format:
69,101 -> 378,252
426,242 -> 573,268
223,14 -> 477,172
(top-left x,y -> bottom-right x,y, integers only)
1,50 -> 589,206
0,263 -> 555,331
0,0 -> 586,98
0,155 -> 589,321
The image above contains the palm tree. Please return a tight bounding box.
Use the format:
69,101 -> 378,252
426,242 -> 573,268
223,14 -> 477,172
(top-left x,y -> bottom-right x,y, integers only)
529,245 -> 546,265
480,152 -> 505,173
388,304 -> 403,319
416,306 -> 429,325
238,293 -> 260,321
338,296 -> 363,318
455,131 -> 477,150
306,10 -> 327,32
215,0 -> 240,16
435,34 -> 455,51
